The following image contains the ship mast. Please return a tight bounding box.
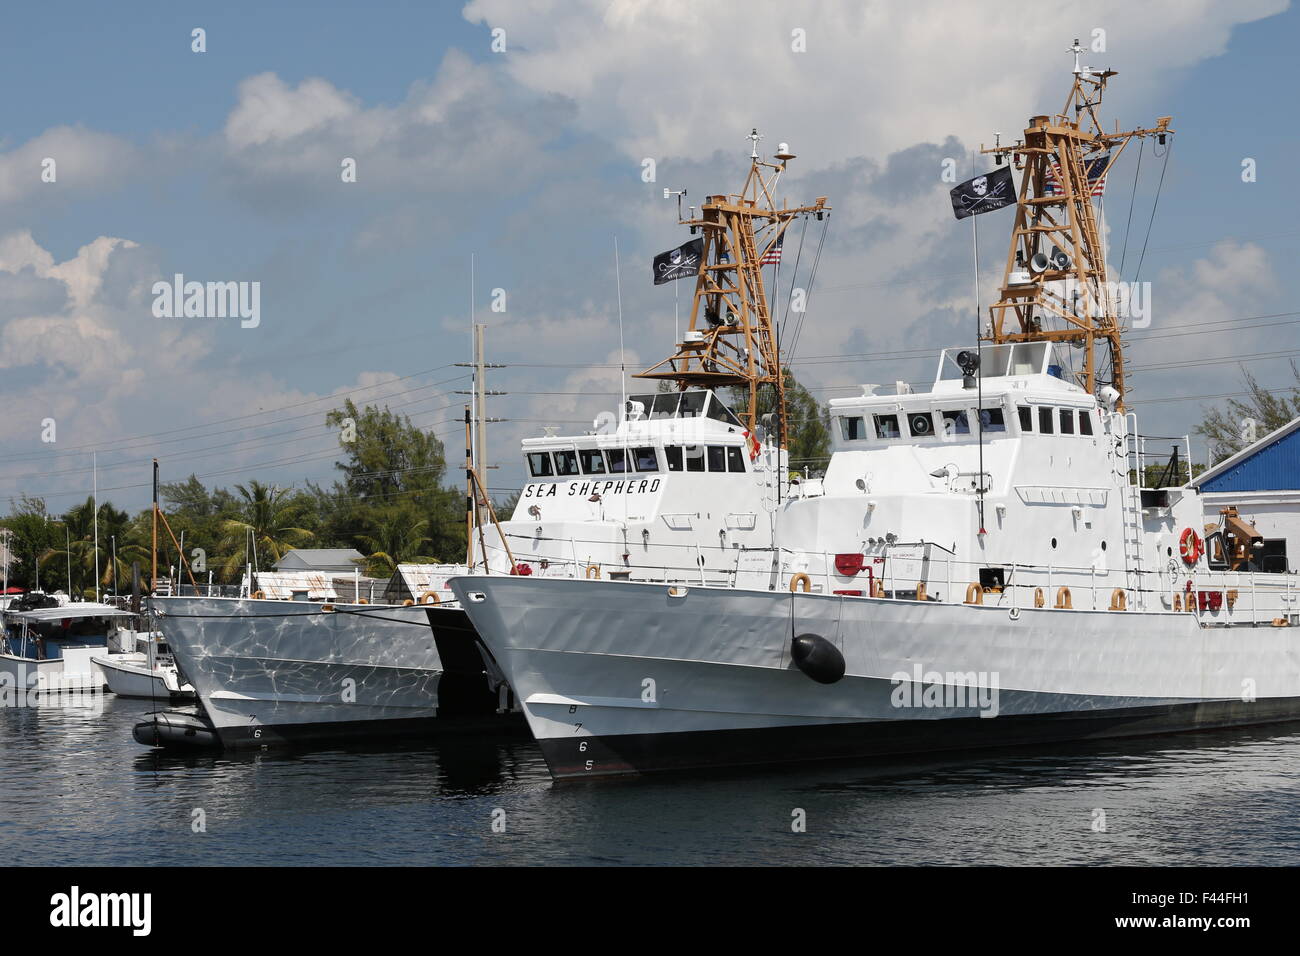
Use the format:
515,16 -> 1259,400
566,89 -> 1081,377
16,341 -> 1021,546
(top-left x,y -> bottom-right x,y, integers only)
635,132 -> 829,439
982,40 -> 1172,410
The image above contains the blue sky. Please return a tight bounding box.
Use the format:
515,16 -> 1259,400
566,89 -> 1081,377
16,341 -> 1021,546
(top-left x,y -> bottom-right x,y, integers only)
2,0 -> 1297,514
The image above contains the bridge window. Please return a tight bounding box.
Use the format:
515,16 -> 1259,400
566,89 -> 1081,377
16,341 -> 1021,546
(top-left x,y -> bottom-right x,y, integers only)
1059,408 -> 1075,435
707,446 -> 727,472
1038,407 -> 1054,434
873,414 -> 901,440
727,446 -> 746,472
840,416 -> 866,441
705,397 -> 743,427
633,447 -> 659,472
1017,406 -> 1033,432
579,449 -> 606,475
527,452 -> 554,477
665,446 -> 683,471
979,408 -> 1006,433
1079,410 -> 1094,435
679,392 -> 707,418
607,449 -> 628,474
940,410 -> 970,436
554,449 -> 580,476
685,445 -> 706,472
906,412 -> 936,438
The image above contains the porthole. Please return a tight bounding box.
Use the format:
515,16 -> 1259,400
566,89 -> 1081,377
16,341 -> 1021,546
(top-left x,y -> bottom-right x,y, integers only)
1101,541 -> 1108,551
1050,538 -> 1057,549
1167,546 -> 1173,557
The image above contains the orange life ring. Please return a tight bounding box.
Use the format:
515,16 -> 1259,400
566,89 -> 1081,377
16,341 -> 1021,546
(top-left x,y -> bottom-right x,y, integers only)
1179,528 -> 1203,566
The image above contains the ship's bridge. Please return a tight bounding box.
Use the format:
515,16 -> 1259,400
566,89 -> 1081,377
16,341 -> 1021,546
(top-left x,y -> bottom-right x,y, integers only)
499,388 -> 782,585
818,342 -> 1108,504
931,342 -> 1088,396
519,388 -> 761,483
826,342 -> 1097,449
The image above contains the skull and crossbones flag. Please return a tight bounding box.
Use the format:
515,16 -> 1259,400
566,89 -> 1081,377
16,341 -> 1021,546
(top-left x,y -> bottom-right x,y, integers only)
652,238 -> 704,285
949,166 -> 1016,220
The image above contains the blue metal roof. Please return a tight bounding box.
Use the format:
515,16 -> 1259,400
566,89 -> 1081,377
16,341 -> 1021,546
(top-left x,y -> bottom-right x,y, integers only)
1199,418 -> 1300,493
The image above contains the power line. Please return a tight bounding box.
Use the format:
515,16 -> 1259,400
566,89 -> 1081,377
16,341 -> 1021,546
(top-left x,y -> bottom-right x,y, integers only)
5,365 -> 464,461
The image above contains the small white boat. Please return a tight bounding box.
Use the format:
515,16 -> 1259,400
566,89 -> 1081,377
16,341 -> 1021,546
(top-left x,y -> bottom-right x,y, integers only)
1,601 -> 139,693
92,633 -> 195,700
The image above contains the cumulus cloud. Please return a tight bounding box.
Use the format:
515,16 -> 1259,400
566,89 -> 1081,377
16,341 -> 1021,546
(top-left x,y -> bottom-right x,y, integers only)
463,0 -> 1285,162
219,49 -> 577,211
452,0 -> 1290,448
0,231 -> 423,507
0,125 -> 139,205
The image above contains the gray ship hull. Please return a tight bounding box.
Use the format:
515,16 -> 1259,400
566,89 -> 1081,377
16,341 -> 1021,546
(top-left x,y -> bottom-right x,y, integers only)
450,576 -> 1300,779
150,597 -> 511,748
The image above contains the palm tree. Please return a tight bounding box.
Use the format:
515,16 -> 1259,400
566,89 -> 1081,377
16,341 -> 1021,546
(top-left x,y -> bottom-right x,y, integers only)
217,481 -> 314,579
36,499 -> 148,597
355,507 -> 431,578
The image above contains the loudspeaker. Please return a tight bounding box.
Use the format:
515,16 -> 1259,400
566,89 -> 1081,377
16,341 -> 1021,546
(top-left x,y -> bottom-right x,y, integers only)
1029,252 -> 1051,273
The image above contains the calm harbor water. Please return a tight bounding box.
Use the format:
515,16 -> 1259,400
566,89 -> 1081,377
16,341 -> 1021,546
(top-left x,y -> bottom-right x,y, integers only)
3,695 -> 1299,866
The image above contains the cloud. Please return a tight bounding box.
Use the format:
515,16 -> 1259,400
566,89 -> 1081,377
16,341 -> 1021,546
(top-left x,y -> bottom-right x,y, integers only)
0,125 -> 139,205
0,231 -> 425,508
219,50 -> 578,213
463,0 -> 1286,162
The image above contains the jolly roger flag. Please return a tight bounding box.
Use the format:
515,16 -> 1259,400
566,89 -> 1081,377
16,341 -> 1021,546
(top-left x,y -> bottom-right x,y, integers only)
652,237 -> 704,285
949,166 -> 1016,220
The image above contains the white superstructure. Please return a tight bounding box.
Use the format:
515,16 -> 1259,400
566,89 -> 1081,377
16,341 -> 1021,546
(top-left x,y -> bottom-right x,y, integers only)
451,346 -> 1300,778
481,389 -> 787,585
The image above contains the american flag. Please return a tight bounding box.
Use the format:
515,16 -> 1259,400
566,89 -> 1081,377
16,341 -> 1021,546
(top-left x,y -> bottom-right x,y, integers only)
1045,153 -> 1110,197
761,234 -> 783,265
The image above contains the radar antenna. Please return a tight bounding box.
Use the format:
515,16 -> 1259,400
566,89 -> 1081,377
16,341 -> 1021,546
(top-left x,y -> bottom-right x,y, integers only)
981,42 -> 1173,410
635,132 -> 829,439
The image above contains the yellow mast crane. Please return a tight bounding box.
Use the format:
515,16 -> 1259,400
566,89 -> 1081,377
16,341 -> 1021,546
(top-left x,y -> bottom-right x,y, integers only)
635,131 -> 829,440
981,40 -> 1172,410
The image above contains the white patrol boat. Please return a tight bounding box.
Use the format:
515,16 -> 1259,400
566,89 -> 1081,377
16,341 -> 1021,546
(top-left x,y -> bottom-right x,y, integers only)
142,143 -> 824,749
451,55 -> 1300,780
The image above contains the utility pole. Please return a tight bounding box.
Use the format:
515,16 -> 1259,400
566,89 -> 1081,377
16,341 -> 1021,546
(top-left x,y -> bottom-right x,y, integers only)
151,458 -> 159,593
93,451 -> 100,602
455,323 -> 508,533
475,324 -> 488,478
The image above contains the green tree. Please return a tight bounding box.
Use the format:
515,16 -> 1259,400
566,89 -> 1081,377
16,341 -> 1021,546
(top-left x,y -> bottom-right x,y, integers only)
37,498 -> 150,597
326,399 -> 447,500
354,505 -> 432,578
1198,362 -> 1300,462
726,368 -> 831,476
0,497 -> 60,591
216,481 -> 314,578
159,474 -> 240,582
322,400 -> 466,564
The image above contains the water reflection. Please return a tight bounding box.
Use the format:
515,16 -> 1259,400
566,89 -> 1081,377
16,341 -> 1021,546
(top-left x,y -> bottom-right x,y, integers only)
4,697 -> 1299,865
